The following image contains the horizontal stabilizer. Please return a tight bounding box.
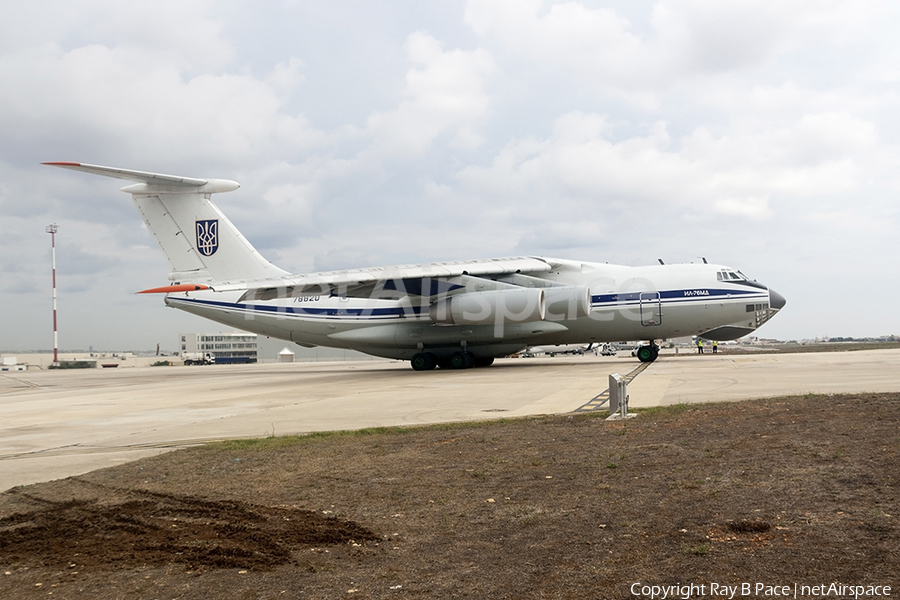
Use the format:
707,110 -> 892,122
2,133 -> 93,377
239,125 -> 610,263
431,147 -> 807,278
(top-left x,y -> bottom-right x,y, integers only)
43,162 -> 239,194
137,284 -> 211,294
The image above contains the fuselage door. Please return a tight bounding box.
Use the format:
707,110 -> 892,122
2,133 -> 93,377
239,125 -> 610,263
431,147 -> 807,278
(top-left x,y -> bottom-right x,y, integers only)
640,291 -> 662,326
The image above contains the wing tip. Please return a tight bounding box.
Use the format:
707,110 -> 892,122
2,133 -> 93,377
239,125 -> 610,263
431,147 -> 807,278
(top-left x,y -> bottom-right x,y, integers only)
43,161 -> 82,166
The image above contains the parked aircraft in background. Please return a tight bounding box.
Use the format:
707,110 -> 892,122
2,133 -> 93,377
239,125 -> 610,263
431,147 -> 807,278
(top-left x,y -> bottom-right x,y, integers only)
45,162 -> 786,370
523,344 -> 591,357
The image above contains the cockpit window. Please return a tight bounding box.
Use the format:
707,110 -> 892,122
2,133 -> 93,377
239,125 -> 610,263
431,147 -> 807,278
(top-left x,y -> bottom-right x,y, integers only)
718,269 -> 749,282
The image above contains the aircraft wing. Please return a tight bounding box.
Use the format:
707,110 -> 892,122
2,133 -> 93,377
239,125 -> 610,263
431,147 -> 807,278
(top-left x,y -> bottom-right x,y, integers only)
224,256 -> 557,301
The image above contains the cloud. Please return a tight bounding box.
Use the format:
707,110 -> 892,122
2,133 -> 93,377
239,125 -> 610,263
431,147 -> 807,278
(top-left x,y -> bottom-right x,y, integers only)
365,31 -> 495,155
465,0 -> 890,100
0,0 -> 233,70
465,0 -> 651,91
650,0 -> 795,73
460,106 -> 882,225
516,220 -> 609,254
459,113 -> 695,213
0,45 -> 320,169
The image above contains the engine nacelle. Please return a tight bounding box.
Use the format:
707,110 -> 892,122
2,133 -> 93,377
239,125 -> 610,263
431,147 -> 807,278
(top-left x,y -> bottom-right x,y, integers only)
543,286 -> 591,320
429,288 -> 546,326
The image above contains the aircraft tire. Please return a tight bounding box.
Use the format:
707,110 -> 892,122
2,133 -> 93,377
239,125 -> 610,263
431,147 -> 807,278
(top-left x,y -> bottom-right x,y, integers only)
473,356 -> 495,368
636,346 -> 655,362
411,352 -> 437,371
449,351 -> 472,369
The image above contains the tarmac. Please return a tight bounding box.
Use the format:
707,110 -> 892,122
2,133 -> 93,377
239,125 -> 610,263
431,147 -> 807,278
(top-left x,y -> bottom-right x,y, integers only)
2,348 -> 899,490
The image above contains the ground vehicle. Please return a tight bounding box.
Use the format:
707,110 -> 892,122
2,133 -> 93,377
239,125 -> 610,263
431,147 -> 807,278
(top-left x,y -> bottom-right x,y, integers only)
182,352 -> 212,366
599,343 -> 617,356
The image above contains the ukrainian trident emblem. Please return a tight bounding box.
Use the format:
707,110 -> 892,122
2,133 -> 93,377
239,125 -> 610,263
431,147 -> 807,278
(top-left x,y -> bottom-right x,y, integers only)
196,219 -> 219,256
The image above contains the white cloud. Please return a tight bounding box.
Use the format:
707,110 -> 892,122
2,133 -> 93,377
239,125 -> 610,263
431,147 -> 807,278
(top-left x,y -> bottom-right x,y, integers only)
650,0 -> 795,73
365,31 -> 495,154
0,0 -> 233,71
712,196 -> 772,219
0,43 -> 321,169
465,0 -> 651,91
465,0 -> 892,102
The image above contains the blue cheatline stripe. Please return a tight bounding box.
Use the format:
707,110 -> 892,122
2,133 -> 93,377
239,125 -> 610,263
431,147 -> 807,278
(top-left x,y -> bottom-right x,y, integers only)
168,297 -> 429,321
170,286 -> 767,322
591,287 -> 766,307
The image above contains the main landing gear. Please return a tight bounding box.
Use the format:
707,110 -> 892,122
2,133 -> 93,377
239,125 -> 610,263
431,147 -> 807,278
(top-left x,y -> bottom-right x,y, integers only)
635,342 -> 659,363
410,351 -> 495,371
411,352 -> 437,371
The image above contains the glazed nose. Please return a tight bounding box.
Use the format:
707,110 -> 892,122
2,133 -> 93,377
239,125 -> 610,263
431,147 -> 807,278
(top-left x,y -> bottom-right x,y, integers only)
768,288 -> 786,310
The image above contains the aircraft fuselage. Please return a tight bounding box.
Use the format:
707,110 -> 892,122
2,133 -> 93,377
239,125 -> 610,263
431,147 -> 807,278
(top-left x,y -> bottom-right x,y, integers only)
164,259 -> 781,361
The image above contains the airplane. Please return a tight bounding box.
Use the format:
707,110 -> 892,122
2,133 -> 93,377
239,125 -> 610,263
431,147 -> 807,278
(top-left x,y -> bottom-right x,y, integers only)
44,162 -> 786,371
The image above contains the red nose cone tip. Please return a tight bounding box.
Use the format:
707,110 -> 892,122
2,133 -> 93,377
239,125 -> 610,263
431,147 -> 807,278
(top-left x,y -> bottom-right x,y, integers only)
137,284 -> 210,294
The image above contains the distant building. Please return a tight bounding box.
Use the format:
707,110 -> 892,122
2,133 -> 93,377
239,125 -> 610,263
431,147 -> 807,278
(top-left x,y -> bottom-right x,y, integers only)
178,332 -> 384,364
1,356 -> 25,371
179,332 -> 258,363
277,347 -> 295,363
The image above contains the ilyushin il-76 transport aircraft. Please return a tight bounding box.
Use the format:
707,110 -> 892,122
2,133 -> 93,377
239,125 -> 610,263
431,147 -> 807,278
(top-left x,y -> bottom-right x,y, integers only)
46,162 -> 786,371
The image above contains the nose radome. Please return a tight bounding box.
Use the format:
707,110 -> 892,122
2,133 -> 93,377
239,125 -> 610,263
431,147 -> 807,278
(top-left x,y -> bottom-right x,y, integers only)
769,288 -> 786,310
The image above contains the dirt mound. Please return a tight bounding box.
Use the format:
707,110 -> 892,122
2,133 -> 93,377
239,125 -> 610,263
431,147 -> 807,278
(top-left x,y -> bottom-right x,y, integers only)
726,519 -> 772,534
0,485 -> 378,571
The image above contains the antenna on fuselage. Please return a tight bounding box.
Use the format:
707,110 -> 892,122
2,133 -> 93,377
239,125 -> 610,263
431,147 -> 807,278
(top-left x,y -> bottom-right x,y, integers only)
701,257 -> 708,264
657,259 -> 665,265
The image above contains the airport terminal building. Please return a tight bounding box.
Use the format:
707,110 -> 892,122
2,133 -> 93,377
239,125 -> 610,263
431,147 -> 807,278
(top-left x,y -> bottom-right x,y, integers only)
179,332 -> 381,363
179,332 -> 258,363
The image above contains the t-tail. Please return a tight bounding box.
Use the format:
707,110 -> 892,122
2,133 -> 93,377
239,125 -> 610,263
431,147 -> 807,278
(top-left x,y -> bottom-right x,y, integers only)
44,162 -> 288,285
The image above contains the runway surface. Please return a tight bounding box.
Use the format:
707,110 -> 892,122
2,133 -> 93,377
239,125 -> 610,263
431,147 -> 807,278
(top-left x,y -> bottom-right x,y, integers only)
2,348 -> 899,489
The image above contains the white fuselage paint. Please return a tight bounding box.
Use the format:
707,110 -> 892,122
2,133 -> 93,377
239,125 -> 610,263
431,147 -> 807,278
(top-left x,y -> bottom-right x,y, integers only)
164,259 -> 774,360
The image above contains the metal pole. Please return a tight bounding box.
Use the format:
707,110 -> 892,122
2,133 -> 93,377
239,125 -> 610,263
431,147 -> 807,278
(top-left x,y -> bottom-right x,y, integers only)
46,224 -> 59,368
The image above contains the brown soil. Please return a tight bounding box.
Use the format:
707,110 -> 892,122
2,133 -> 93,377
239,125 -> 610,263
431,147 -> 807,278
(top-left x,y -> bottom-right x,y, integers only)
1,393 -> 898,599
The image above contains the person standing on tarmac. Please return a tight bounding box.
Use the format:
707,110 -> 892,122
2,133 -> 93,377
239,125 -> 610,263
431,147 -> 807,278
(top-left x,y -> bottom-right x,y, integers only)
697,339 -> 704,354
713,341 -> 718,354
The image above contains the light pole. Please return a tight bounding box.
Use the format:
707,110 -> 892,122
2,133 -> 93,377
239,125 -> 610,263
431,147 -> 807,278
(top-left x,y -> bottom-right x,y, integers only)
46,224 -> 59,368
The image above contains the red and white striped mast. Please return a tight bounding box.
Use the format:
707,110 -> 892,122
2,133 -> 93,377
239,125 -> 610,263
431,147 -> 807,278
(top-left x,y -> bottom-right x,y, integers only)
46,223 -> 59,368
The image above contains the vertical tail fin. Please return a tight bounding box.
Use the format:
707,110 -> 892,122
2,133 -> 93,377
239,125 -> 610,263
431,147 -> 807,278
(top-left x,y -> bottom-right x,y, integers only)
44,162 -> 288,284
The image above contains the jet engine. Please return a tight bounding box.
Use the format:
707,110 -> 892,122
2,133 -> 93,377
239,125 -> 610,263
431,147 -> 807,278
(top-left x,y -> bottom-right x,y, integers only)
543,285 -> 591,320
429,288 -> 546,326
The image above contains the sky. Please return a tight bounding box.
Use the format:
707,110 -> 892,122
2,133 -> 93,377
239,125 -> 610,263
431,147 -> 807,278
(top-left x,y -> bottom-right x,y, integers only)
1,0 -> 898,352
